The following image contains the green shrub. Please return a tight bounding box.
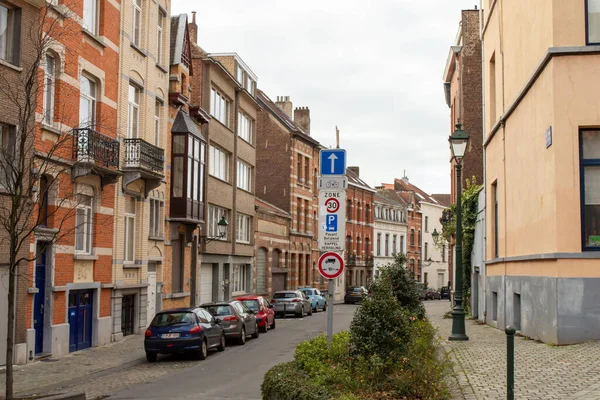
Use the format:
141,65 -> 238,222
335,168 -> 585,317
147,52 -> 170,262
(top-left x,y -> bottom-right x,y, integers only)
261,361 -> 332,400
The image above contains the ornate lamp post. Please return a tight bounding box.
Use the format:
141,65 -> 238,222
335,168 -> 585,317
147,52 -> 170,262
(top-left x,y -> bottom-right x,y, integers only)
448,123 -> 469,341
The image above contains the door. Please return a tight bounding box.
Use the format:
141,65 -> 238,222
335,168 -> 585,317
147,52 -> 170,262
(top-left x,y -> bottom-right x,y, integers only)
200,264 -> 213,305
34,243 -> 47,354
271,272 -> 286,294
147,270 -> 157,326
68,290 -> 93,352
121,294 -> 135,336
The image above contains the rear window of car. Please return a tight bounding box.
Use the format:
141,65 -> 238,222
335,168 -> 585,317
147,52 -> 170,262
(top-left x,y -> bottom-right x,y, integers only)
241,300 -> 260,311
349,287 -> 362,294
151,312 -> 195,327
203,305 -> 234,316
273,292 -> 297,299
300,289 -> 313,296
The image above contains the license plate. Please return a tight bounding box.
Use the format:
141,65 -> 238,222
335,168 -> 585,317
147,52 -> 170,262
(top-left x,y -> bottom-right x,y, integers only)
161,333 -> 180,339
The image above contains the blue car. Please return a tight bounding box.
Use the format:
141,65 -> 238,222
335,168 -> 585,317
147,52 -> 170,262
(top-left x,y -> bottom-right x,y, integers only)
144,307 -> 225,362
298,287 -> 327,312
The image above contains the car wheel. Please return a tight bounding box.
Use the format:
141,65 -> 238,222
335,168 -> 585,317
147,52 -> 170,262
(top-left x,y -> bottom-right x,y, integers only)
296,306 -> 303,318
217,334 -> 225,352
323,302 -> 327,311
260,320 -> 268,333
307,306 -> 313,316
146,352 -> 157,363
270,317 -> 276,330
252,322 -> 260,338
197,339 -> 208,360
238,326 -> 246,345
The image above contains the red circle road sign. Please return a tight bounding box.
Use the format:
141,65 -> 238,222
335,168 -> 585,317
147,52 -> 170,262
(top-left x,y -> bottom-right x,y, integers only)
318,252 -> 344,279
324,197 -> 340,213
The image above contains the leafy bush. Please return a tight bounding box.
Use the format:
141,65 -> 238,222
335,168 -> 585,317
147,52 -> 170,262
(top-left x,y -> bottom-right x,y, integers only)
261,361 -> 332,400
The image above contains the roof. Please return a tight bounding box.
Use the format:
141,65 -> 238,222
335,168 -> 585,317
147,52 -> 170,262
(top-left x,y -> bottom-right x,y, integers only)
171,110 -> 205,140
375,189 -> 408,208
170,14 -> 193,72
256,198 -> 291,218
394,177 -> 439,205
347,168 -> 376,192
431,194 -> 451,207
256,89 -> 321,147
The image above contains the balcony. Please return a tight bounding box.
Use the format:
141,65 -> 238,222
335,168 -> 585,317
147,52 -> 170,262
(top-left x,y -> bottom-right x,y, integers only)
345,254 -> 374,267
71,128 -> 121,188
122,138 -> 165,196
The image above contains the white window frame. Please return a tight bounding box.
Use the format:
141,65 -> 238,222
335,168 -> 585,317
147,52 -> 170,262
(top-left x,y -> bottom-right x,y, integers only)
208,204 -> 227,240
132,0 -> 142,47
236,213 -> 251,244
157,8 -> 165,64
232,264 -> 249,295
149,198 -> 164,239
128,83 -> 140,138
0,4 -> 12,63
210,88 -> 230,127
237,159 -> 252,192
79,74 -> 97,128
75,194 -> 94,254
124,196 -> 136,263
83,0 -> 98,35
209,145 -> 229,181
43,54 -> 55,124
154,98 -> 162,146
237,111 -> 253,143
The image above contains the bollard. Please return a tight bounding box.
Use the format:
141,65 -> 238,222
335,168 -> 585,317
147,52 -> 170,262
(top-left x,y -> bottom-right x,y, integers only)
283,303 -> 286,319
506,325 -> 516,400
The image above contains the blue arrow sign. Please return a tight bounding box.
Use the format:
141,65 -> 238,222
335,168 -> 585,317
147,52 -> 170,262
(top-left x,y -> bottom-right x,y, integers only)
319,149 -> 346,176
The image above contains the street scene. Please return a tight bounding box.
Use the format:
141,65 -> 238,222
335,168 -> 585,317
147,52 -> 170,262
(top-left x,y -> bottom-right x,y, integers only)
2,0 -> 600,399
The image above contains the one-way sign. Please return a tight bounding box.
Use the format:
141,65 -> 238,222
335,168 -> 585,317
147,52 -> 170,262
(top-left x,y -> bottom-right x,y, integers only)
319,149 -> 346,176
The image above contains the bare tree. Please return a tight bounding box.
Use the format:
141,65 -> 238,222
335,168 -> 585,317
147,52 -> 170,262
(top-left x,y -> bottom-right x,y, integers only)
0,3 -> 116,398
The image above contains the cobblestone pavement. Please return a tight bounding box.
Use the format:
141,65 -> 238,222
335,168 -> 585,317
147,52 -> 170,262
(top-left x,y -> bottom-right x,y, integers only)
426,301 -> 600,400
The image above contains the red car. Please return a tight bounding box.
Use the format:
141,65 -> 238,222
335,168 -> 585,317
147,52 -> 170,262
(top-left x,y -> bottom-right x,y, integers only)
236,296 -> 275,333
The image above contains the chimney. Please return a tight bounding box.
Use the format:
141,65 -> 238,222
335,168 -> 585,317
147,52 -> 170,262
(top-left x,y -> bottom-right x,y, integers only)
275,96 -> 293,118
294,106 -> 310,134
188,11 -> 198,45
348,166 -> 359,177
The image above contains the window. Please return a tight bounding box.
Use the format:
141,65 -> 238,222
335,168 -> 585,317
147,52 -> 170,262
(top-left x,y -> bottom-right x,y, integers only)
393,235 -> 397,254
237,111 -> 253,143
210,88 -> 230,126
75,194 -> 93,254
297,155 -> 302,184
172,135 -> 185,197
409,259 -> 415,278
442,246 -> 446,262
236,213 -> 251,243
209,145 -> 229,181
157,9 -> 165,64
83,0 -> 98,35
208,205 -> 227,240
232,264 -> 249,294
0,123 -> 16,189
0,3 -> 20,65
132,0 -> 142,47
124,196 -> 136,263
385,234 -> 390,256
410,229 -> 415,246
587,0 -> 600,44
365,205 -> 370,223
492,181 -> 499,257
400,235 -> 404,254
580,130 -> 600,250
79,75 -> 96,128
154,99 -> 162,146
187,136 -> 204,202
128,83 -> 140,138
44,54 -> 56,124
424,242 -> 428,260
304,200 -> 309,233
425,216 -> 429,232
376,233 -> 381,256
37,176 -> 49,227
172,234 -> 184,293
305,157 -> 310,187
347,200 -> 352,220
237,160 -> 252,191
149,198 -> 163,238
418,230 -> 422,247
489,52 -> 496,125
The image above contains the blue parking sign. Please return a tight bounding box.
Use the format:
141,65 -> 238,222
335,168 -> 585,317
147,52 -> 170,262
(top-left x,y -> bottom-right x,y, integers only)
325,215 -> 338,232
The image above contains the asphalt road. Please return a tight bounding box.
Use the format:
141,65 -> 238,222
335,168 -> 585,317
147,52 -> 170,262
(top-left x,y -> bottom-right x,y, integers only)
108,304 -> 358,400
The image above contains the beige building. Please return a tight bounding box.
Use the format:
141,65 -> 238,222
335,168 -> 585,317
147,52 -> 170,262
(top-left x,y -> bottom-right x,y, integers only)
482,0 -> 600,344
111,0 -> 170,340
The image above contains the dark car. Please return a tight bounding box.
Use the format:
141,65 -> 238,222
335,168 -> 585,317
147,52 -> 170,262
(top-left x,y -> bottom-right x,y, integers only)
440,286 -> 450,300
344,286 -> 368,304
201,301 -> 259,345
426,288 -> 442,300
236,295 -> 275,332
144,307 -> 225,362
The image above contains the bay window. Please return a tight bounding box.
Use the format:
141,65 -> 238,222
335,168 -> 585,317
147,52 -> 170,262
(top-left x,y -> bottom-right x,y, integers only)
581,129 -> 600,250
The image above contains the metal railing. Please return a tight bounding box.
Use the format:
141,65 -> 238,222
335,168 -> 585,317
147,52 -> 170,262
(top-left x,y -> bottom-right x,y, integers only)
123,138 -> 164,173
72,128 -> 120,168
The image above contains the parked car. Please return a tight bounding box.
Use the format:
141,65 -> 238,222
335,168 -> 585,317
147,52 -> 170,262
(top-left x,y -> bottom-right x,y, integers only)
271,290 -> 312,318
236,295 -> 275,332
298,287 -> 327,312
426,288 -> 442,300
144,307 -> 225,362
344,286 -> 368,304
201,301 -> 259,345
440,286 -> 450,300
416,283 -> 427,300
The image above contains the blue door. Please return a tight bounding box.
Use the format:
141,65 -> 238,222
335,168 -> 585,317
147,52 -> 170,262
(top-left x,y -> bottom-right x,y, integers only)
68,290 -> 93,352
34,243 -> 47,354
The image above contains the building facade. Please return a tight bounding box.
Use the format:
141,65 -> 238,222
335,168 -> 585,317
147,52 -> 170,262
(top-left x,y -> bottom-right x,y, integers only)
420,200 -> 450,291
111,0 -> 170,341
395,177 -> 423,280
482,0 -> 600,344
255,92 -> 322,294
372,189 -> 408,277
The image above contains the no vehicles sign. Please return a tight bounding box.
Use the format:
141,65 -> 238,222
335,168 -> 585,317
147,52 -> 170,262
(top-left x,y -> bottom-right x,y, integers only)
318,252 -> 344,279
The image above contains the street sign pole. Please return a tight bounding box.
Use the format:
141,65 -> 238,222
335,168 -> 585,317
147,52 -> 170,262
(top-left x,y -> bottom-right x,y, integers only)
327,278 -> 334,346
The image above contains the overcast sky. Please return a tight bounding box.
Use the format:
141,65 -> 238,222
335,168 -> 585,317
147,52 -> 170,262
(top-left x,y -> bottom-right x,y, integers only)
173,0 -> 481,195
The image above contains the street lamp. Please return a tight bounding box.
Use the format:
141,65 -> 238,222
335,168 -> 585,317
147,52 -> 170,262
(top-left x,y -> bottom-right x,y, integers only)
448,123 -> 469,341
200,216 -> 228,244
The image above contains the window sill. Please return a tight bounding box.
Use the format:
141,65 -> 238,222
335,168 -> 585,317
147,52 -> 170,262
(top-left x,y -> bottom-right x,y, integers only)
0,58 -> 21,72
238,137 -> 255,147
148,236 -> 165,242
163,291 -> 190,299
40,122 -> 62,136
35,226 -> 60,235
82,29 -> 107,49
236,187 -> 254,195
236,241 -> 251,245
209,175 -> 232,186
212,118 -> 233,132
156,63 -> 168,73
130,43 -> 147,57
74,254 -> 99,261
123,263 -> 139,269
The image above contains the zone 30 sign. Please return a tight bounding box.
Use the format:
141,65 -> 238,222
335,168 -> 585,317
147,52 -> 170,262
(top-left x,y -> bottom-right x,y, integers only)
318,191 -> 346,251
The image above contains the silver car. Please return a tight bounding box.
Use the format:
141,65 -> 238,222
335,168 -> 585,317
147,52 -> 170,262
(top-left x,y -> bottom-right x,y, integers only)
271,290 -> 312,318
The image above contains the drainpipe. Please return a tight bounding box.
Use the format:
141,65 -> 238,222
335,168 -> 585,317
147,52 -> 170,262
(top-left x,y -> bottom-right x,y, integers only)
479,0 -> 487,322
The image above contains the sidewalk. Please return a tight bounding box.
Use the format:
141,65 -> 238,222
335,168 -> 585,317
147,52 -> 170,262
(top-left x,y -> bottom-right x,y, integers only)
426,301 -> 600,400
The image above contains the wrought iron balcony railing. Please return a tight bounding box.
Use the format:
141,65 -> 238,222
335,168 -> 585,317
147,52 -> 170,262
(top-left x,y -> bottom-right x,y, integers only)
72,128 -> 120,169
123,138 -> 164,174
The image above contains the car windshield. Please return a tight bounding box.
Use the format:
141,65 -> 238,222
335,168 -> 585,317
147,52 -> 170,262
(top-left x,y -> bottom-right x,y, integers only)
300,290 -> 313,296
273,292 -> 297,299
203,305 -> 234,317
242,300 -> 260,311
151,312 -> 195,327
351,288 -> 362,294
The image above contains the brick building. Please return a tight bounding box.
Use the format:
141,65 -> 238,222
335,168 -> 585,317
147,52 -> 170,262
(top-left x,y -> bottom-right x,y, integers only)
254,199 -> 291,296
394,178 -> 423,280
188,22 -> 260,302
345,167 -> 375,291
255,92 -> 322,293
110,0 -> 171,341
